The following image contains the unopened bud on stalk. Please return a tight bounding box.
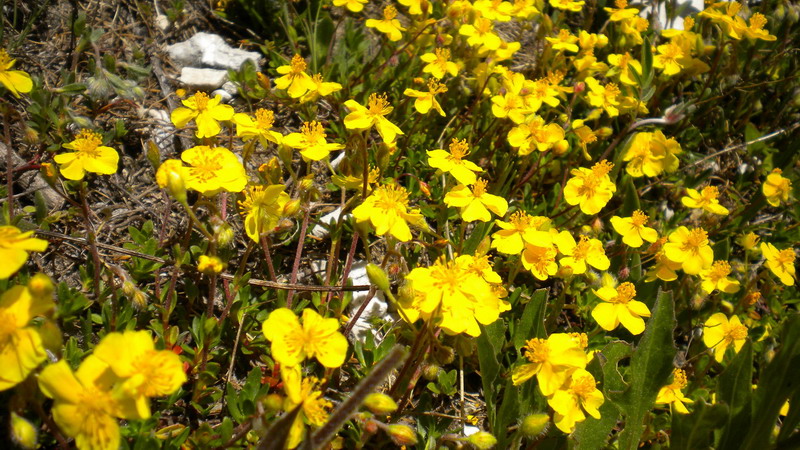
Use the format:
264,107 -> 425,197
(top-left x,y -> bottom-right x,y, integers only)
363,393 -> 398,415
574,81 -> 585,93
366,264 -> 391,294
28,273 -> 54,299
10,413 -> 37,450
261,393 -> 283,413
466,431 -> 498,449
256,72 -> 271,90
122,280 -> 148,309
156,159 -> 187,204
432,345 -> 455,365
422,363 -> 441,381
282,199 -> 302,217
520,413 -> 550,438
387,424 -> 418,446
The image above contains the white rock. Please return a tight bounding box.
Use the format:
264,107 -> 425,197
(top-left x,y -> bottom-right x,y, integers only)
179,67 -> 229,90
155,14 -> 170,32
309,206 -> 351,238
220,81 -> 239,96
211,88 -> 233,103
166,32 -> 261,71
345,262 -> 390,342
641,0 -> 704,31
463,425 -> 480,437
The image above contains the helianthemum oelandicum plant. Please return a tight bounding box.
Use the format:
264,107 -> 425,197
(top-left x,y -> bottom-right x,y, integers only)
54,129 -> 119,181
170,92 -> 234,138
352,184 -> 423,242
262,308 -> 348,369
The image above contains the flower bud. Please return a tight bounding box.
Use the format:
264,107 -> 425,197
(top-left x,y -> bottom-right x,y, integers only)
422,363 -> 441,381
282,199 -> 302,218
156,159 -> 187,203
10,413 -> 37,449
363,393 -> 398,415
256,72 -> 271,90
39,162 -> 58,185
122,280 -> 148,309
520,413 -> 550,438
432,344 -> 455,365
198,255 -> 224,275
261,393 -> 284,413
387,424 -> 418,446
28,273 -> 54,299
466,431 -> 497,449
573,81 -> 585,93
366,264 -> 391,293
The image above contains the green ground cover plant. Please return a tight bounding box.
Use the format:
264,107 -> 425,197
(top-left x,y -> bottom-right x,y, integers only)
1,0 -> 799,448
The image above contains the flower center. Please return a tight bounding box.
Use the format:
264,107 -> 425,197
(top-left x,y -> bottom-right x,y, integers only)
708,261 -> 732,281
427,79 -> 448,94
300,378 -> 332,426
573,236 -> 592,260
0,49 -> 11,67
569,332 -> 588,349
671,369 -> 688,389
509,211 -> 532,230
611,282 -> 636,304
367,93 -> 393,116
523,338 -> 549,363
683,228 -> 708,250
0,310 -> 17,345
726,323 -> 748,341
684,17 -> 695,30
435,48 -> 451,64
72,130 -> 104,158
570,375 -> 597,398
189,151 -> 223,182
527,245 -> 556,274
591,160 -> 614,178
290,54 -> 307,74
472,178 -> 488,196
302,121 -> 327,144
374,185 -> 411,212
255,109 -> 275,129
604,83 -> 621,100
615,0 -> 628,8
430,259 -> 468,293
448,138 -> 470,160
631,210 -> 649,227
383,5 -> 398,20
777,249 -> 796,265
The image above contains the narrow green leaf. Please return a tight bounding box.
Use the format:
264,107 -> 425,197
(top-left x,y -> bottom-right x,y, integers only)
741,314 -> 800,448
495,379 -> 520,448
513,288 -> 548,351
717,340 -> 753,450
477,321 -> 504,429
616,290 -> 677,450
621,175 -> 641,216
641,37 -> 653,88
671,401 -> 730,450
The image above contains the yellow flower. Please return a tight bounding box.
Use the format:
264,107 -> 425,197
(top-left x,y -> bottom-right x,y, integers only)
510,0 -> 540,18
622,131 -> 682,177
366,5 -> 406,41
522,243 -> 559,280
233,109 -> 283,146
93,330 -> 186,419
274,54 -> 316,98
333,0 -> 367,13
404,255 -> 508,337
459,17 -> 503,50
511,333 -> 588,395
281,368 -> 333,449
737,232 -> 760,251
554,233 -> 610,275
238,185 -> 290,242
604,0 -> 638,21
170,91 -> 234,138
664,226 -> 713,275
610,210 -> 658,248
592,280 -> 651,335
344,93 -> 404,143
653,42 -> 684,76
38,357 -> 140,450
763,168 -> 791,207
283,121 -> 345,161
572,120 -> 598,159
740,13 -> 776,41
700,261 -> 740,294
549,368 -> 604,433
620,16 -> 649,46
0,226 -> 48,279
54,129 -> 119,181
263,308 -> 348,368
645,243 -> 683,282
398,0 -> 429,15
507,115 -> 566,155
656,369 -> 693,414
300,73 -> 342,103
492,212 -> 554,254
197,255 -> 224,275
0,281 -> 53,390
474,0 -> 514,21
491,72 -> 531,123
420,48 -> 459,79
607,52 -> 642,85
181,145 -> 247,196
352,184 -> 423,242
563,160 -> 617,215
703,313 -> 748,362
444,179 -> 509,222
546,29 -> 580,53
0,49 -> 33,97
585,77 -> 621,117
681,186 -> 729,215
761,242 -> 796,286
427,138 -> 482,185
549,0 -> 584,12
404,79 -> 448,116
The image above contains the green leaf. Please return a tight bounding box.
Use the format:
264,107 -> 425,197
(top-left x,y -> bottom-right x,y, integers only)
640,36 -> 653,88
717,339 -> 753,450
495,379 -> 520,449
621,175 -> 641,216
477,321 -> 504,430
616,290 -> 677,450
741,314 -> 800,448
513,288 -> 548,351
672,401 -> 730,450
575,341 -> 632,449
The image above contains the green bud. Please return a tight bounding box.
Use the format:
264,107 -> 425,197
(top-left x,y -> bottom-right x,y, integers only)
466,431 -> 497,449
520,413 -> 550,438
366,264 -> 391,293
387,424 -> 418,446
363,393 -> 398,415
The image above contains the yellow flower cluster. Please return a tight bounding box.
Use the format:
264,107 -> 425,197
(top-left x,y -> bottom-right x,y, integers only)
512,333 -> 603,433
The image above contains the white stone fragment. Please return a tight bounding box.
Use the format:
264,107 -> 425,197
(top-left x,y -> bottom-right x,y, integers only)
641,0 -> 704,31
220,81 -> 239,96
179,67 -> 229,90
309,207 -> 351,238
166,32 -> 261,71
345,262 -> 390,342
155,14 -> 170,32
